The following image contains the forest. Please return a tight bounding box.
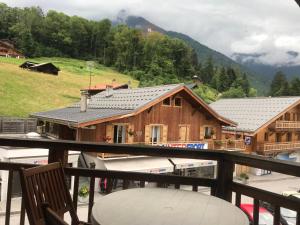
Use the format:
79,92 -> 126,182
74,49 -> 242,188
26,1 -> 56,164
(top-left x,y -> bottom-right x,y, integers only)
0,3 -> 254,99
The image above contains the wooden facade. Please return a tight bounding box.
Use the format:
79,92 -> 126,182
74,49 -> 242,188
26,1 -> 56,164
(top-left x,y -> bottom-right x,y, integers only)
77,91 -> 223,144
0,40 -> 24,58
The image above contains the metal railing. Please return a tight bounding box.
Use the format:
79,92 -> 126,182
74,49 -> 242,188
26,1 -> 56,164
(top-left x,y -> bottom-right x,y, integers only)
0,137 -> 299,225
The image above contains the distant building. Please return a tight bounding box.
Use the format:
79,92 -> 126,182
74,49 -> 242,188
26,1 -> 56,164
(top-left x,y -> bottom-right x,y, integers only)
0,40 -> 24,58
81,83 -> 129,96
20,61 -> 60,75
32,84 -> 238,179
211,97 -> 300,162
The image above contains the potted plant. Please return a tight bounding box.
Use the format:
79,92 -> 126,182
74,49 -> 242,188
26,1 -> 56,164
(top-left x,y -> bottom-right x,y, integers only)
238,173 -> 249,184
78,184 -> 89,203
213,140 -> 223,149
127,128 -> 135,136
227,139 -> 234,145
103,136 -> 112,143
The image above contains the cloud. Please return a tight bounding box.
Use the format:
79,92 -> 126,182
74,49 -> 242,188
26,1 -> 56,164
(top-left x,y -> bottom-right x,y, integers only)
1,0 -> 300,65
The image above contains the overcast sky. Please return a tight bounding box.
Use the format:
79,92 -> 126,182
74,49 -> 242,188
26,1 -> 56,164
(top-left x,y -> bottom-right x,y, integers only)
2,0 -> 300,66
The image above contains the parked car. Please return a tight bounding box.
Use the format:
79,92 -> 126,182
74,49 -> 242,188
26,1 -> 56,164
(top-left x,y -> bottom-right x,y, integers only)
240,204 -> 275,225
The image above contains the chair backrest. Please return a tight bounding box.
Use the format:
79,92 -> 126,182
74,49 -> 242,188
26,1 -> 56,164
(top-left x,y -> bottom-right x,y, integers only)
20,162 -> 80,225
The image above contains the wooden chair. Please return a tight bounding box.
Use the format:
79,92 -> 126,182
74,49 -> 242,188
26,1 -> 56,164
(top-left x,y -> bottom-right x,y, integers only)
20,162 -> 90,225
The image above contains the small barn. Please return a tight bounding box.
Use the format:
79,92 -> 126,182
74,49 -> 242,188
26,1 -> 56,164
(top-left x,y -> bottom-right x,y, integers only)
19,61 -> 60,75
0,40 -> 24,58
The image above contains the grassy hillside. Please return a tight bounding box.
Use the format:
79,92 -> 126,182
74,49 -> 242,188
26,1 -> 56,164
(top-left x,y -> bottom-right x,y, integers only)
0,57 -> 138,117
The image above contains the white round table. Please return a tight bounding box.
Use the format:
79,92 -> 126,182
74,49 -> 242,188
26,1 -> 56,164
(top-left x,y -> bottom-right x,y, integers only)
91,188 -> 249,225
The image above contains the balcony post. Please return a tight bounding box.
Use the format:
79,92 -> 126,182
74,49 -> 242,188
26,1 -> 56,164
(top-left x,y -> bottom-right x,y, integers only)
215,159 -> 234,202
48,147 -> 68,166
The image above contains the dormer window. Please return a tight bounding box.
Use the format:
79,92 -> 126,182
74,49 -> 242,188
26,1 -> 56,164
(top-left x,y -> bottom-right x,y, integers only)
162,97 -> 171,106
174,97 -> 182,107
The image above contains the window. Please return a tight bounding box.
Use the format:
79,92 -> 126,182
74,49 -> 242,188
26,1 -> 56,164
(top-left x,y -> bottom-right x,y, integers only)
264,132 -> 269,142
285,113 -> 290,121
297,133 -> 300,141
162,97 -> 171,106
150,126 -> 161,144
287,132 -> 292,142
174,97 -> 182,107
275,133 -> 281,142
204,127 -> 212,139
113,125 -> 126,143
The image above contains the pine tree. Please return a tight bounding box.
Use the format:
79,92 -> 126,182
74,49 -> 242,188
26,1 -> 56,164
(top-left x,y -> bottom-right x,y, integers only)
269,71 -> 290,96
290,78 -> 300,96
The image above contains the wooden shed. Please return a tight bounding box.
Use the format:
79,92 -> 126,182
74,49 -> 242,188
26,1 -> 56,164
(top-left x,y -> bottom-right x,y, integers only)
20,61 -> 60,75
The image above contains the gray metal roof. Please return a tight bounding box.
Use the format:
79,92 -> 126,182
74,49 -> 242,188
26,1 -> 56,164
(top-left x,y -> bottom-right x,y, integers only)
73,83 -> 182,110
32,84 -> 183,125
33,107 -> 134,125
210,97 -> 300,133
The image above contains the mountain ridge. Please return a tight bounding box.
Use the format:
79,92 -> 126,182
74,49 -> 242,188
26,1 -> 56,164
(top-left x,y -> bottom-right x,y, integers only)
121,15 -> 266,94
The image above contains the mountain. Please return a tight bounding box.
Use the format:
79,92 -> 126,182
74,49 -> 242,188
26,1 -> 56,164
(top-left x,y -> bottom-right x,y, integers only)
122,15 -> 266,94
233,53 -> 300,85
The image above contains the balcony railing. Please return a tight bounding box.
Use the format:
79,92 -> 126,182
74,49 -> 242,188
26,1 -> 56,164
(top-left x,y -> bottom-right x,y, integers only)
259,141 -> 300,153
207,140 -> 245,151
0,137 -> 299,225
99,140 -> 246,158
275,120 -> 300,129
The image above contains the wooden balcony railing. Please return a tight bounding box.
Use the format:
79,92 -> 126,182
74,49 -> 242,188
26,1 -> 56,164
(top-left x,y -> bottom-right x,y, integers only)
0,137 -> 299,225
275,120 -> 300,129
207,140 -> 246,151
259,141 -> 300,153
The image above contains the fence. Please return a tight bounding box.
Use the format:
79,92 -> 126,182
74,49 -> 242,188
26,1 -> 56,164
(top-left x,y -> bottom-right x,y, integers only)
0,117 -> 37,134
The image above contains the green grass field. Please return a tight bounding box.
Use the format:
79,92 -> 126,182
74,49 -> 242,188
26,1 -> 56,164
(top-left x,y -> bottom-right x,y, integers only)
0,57 -> 138,117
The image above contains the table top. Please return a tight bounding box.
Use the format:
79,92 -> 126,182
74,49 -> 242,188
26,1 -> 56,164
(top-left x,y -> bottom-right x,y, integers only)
91,188 -> 249,225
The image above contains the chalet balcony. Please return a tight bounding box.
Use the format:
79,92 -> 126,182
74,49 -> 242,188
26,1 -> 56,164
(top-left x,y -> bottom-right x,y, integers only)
0,137 -> 299,225
98,140 -> 245,159
274,120 -> 300,130
258,141 -> 300,154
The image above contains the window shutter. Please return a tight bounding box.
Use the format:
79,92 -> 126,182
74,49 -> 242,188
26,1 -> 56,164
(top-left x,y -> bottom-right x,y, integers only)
200,126 -> 204,140
127,124 -> 134,144
186,126 -> 190,141
106,124 -> 113,143
212,127 -> 216,140
162,125 -> 168,143
145,125 -> 150,144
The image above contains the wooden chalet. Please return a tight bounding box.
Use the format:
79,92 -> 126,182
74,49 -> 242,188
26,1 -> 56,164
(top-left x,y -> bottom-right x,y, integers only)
211,97 -> 300,159
81,82 -> 129,96
0,39 -> 24,58
32,84 -> 238,155
20,61 -> 60,75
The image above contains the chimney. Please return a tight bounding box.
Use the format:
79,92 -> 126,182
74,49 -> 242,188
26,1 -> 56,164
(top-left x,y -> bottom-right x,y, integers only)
105,85 -> 113,97
80,90 -> 88,112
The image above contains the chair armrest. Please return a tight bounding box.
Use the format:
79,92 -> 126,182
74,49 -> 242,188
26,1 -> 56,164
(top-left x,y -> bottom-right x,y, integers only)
42,203 -> 69,225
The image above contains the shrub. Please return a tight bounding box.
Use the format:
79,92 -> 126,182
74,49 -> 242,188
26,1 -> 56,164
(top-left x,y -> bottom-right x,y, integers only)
79,184 -> 89,198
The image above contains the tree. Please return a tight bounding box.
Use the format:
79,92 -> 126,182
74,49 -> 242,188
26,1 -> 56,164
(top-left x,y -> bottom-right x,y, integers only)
269,71 -> 290,96
201,56 -> 214,84
221,87 -> 246,98
289,78 -> 300,96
